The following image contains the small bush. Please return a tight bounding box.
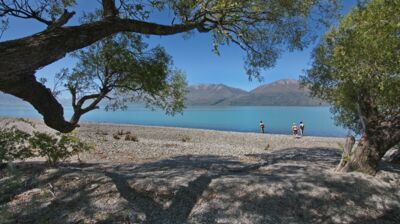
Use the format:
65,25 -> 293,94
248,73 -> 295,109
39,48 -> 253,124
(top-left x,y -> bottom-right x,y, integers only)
164,143 -> 178,148
264,144 -> 270,151
1,127 -> 90,167
181,136 -> 191,142
337,142 -> 344,151
95,130 -> 108,136
29,131 -> 90,166
0,127 -> 33,164
113,134 -> 121,140
117,130 -> 125,136
16,118 -> 36,127
124,133 -> 138,142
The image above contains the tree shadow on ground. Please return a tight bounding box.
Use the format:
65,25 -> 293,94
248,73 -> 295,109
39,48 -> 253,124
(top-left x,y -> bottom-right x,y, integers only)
1,148 -> 399,223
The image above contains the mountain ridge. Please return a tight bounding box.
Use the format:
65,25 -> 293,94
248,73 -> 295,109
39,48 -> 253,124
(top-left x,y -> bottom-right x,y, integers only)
1,79 -> 326,107
186,79 -> 326,106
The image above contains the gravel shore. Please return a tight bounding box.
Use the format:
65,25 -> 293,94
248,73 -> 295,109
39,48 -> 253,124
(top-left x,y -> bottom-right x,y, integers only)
0,117 -> 345,163
1,117 -> 399,223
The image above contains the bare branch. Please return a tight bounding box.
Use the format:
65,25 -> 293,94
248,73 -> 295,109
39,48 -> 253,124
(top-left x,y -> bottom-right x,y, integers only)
47,10 -> 75,30
102,0 -> 118,18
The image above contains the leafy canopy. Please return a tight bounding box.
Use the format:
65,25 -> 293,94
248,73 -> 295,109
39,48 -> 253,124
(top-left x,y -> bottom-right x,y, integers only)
55,33 -> 187,121
1,0 -> 339,79
302,0 -> 400,133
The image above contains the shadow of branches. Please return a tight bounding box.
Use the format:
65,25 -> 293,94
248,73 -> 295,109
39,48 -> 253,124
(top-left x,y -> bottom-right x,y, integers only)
1,148 -> 399,223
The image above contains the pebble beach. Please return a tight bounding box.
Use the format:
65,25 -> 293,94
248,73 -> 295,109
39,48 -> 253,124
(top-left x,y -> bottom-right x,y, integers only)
0,117 -> 345,163
1,117 -> 399,224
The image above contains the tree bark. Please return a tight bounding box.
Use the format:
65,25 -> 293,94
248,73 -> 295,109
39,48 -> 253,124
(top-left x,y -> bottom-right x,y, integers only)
335,135 -> 355,172
0,73 -> 76,133
335,98 -> 400,175
335,131 -> 400,175
335,136 -> 380,175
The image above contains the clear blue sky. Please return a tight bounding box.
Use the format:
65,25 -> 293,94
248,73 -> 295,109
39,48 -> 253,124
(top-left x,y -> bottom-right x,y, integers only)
1,0 -> 359,91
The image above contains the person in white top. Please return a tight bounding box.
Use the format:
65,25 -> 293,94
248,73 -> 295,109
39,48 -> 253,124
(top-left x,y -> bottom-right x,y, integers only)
259,120 -> 265,133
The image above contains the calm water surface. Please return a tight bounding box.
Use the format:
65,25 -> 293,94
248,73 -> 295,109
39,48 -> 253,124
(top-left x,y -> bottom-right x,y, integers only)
0,104 -> 348,137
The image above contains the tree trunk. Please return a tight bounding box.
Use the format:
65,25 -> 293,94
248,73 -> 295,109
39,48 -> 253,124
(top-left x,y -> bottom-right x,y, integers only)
335,133 -> 398,175
335,135 -> 355,172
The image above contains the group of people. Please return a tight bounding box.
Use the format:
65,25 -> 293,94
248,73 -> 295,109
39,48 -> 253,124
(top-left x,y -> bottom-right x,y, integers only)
259,120 -> 305,137
291,121 -> 305,137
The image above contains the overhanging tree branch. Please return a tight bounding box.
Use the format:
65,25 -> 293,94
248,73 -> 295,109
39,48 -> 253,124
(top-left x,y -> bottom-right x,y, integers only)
0,18 -> 201,77
0,1 -> 339,132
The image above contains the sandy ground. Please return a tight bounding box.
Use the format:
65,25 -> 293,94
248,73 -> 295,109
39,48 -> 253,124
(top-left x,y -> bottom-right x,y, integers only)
1,117 -> 400,223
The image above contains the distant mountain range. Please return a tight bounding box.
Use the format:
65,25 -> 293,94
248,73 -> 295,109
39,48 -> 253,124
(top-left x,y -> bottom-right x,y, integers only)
0,79 -> 326,107
186,79 -> 326,106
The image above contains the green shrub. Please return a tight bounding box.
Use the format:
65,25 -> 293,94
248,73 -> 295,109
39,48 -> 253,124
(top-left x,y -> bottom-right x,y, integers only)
181,136 -> 191,142
117,130 -> 124,136
0,127 -> 33,164
29,131 -> 90,166
337,142 -> 344,151
1,127 -> 91,166
124,133 -> 138,142
113,133 -> 121,140
95,130 -> 108,136
16,118 -> 36,128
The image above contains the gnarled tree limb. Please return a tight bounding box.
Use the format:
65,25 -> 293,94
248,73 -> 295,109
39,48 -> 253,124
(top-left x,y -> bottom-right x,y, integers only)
0,73 -> 77,133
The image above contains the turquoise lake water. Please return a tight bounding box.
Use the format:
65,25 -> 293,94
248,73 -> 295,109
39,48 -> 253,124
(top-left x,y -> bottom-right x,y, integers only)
0,104 -> 348,137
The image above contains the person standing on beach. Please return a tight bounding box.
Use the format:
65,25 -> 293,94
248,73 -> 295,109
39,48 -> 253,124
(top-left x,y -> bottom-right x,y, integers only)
259,121 -> 265,133
291,122 -> 298,136
299,121 -> 305,136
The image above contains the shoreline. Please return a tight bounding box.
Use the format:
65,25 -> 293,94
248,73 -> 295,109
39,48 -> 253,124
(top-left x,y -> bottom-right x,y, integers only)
82,120 -> 345,139
0,115 -> 345,138
0,116 -> 345,164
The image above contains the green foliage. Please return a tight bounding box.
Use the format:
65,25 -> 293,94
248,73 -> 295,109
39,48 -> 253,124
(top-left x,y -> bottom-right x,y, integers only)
113,133 -> 121,140
337,142 -> 344,151
29,131 -> 90,166
181,136 -> 191,142
124,133 -> 138,142
1,127 -> 90,166
58,33 -> 187,117
47,0 -> 76,18
0,127 -> 33,163
302,0 -> 400,134
1,0 -> 339,80
202,0 -> 340,79
0,17 -> 8,39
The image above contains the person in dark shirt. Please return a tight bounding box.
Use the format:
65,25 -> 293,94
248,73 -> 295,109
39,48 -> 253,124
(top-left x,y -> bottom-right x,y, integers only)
299,121 -> 305,136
